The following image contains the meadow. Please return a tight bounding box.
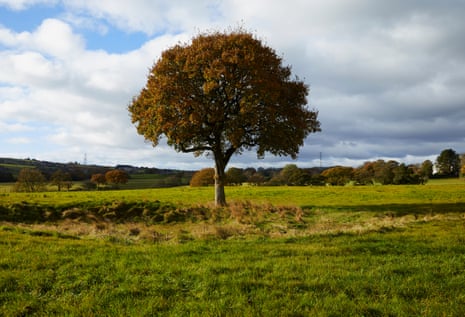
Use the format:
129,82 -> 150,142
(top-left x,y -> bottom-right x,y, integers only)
1,183 -> 465,315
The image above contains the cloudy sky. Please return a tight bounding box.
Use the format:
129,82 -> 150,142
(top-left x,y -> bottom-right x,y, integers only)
1,1 -> 464,170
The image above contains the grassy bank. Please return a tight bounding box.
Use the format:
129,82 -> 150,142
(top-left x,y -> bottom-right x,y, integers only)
2,184 -> 465,239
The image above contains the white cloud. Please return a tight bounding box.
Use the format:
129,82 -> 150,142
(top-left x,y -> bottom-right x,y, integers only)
0,0 -> 57,11
6,137 -> 31,144
61,0 -> 220,35
60,11 -> 109,35
1,1 -> 465,169
0,121 -> 33,132
0,15 -> 193,167
32,18 -> 84,56
2,51 -> 65,87
0,18 -> 84,57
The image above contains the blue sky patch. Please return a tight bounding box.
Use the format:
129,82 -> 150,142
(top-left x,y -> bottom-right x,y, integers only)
83,27 -> 149,53
0,4 -> 62,32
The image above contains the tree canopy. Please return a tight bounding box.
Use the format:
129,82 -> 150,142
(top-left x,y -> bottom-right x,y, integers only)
436,148 -> 460,177
105,169 -> 129,187
321,166 -> 354,186
129,29 -> 320,205
90,173 -> 106,190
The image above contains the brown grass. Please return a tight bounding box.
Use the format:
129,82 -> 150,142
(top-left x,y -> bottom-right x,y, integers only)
3,202 -> 463,243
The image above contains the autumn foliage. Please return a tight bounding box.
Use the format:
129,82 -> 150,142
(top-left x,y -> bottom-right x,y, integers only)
129,29 -> 320,205
190,168 -> 215,187
105,169 -> 129,187
90,173 -> 106,189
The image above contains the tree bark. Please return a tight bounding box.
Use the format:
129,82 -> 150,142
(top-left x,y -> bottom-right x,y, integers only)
214,158 -> 227,207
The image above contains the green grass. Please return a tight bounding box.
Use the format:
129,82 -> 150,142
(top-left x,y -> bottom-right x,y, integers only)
121,173 -> 166,189
427,177 -> 465,185
118,173 -> 191,190
2,183 -> 465,207
1,184 -> 465,315
1,219 -> 464,316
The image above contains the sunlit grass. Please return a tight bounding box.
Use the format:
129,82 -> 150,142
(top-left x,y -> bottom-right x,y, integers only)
427,177 -> 464,185
2,183 -> 465,207
2,184 -> 465,314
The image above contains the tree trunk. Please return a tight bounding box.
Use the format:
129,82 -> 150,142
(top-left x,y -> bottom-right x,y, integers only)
214,159 -> 227,207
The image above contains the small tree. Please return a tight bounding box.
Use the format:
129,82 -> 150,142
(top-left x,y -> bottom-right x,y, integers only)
129,29 -> 320,206
105,169 -> 129,188
14,168 -> 46,192
190,168 -> 215,187
90,173 -> 106,190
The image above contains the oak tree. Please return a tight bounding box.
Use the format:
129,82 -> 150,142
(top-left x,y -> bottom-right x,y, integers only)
129,30 -> 320,205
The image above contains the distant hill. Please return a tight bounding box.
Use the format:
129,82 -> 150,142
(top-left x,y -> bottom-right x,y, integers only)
0,157 -> 192,183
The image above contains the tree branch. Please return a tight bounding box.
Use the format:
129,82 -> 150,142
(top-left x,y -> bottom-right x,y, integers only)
224,146 -> 237,166
180,144 -> 212,153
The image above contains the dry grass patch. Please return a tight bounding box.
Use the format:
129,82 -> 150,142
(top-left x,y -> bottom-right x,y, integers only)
2,201 -> 464,243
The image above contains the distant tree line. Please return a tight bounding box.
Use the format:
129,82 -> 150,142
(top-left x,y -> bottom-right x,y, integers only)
13,169 -> 73,192
10,166 -> 190,192
0,158 -> 193,183
0,161 -> 111,183
190,149 -> 465,187
189,165 -> 324,187
12,168 -> 131,192
5,148 -> 465,191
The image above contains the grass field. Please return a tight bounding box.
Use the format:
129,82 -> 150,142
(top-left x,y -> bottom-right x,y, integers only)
2,182 -> 465,204
1,184 -> 465,315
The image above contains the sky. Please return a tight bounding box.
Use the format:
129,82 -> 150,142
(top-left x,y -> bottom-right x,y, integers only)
1,0 -> 464,170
